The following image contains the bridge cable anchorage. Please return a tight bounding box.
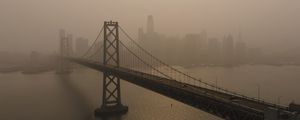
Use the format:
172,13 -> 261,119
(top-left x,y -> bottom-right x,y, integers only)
81,26 -> 104,59
118,26 -> 281,105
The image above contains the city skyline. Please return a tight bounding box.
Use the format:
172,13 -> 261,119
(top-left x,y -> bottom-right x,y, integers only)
1,1 -> 300,119
1,0 -> 300,54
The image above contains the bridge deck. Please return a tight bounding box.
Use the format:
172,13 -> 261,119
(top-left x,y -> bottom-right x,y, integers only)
70,58 -> 291,119
116,64 -> 282,112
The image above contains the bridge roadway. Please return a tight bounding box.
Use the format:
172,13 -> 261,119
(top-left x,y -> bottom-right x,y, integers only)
70,58 -> 294,120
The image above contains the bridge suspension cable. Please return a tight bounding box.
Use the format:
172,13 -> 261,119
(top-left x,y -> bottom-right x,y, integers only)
81,26 -> 104,61
119,26 -> 209,84
68,22 -> 292,119
69,22 -> 288,110
117,25 -> 269,103
74,23 -> 282,108
119,41 -> 172,79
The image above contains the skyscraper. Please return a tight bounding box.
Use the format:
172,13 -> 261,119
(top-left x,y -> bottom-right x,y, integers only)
222,34 -> 234,65
184,34 -> 201,64
208,38 -> 221,63
140,15 -> 166,61
199,30 -> 208,62
66,34 -> 73,57
147,15 -> 154,34
235,31 -> 247,64
59,29 -> 66,58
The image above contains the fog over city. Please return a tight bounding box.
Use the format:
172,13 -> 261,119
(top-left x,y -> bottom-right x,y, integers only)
1,0 -> 300,54
1,1 -> 300,120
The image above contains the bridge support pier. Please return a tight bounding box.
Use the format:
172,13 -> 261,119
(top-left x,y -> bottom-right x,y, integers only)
95,104 -> 128,117
95,21 -> 128,117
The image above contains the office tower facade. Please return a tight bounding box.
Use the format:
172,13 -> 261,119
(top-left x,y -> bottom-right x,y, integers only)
184,34 -> 201,64
199,30 -> 208,62
147,15 -> 154,34
235,31 -> 247,64
222,34 -> 235,65
208,38 -> 221,64
67,34 -> 73,57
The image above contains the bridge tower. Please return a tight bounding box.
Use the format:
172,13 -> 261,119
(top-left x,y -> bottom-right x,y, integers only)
57,29 -> 72,74
95,21 -> 128,116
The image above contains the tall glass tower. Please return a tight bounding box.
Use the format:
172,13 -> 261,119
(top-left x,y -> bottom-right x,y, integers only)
147,15 -> 154,34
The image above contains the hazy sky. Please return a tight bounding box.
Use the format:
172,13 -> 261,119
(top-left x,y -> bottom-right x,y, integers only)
0,0 -> 300,54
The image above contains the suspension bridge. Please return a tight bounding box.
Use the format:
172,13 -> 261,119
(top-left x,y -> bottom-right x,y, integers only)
58,21 -> 300,120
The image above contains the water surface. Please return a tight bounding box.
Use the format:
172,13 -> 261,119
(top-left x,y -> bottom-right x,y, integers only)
0,65 -> 299,120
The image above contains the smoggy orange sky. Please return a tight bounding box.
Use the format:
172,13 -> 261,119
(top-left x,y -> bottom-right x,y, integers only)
0,0 -> 300,53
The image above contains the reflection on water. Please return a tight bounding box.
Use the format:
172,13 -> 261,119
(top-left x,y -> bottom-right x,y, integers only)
56,75 -> 94,120
1,65 -> 299,120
